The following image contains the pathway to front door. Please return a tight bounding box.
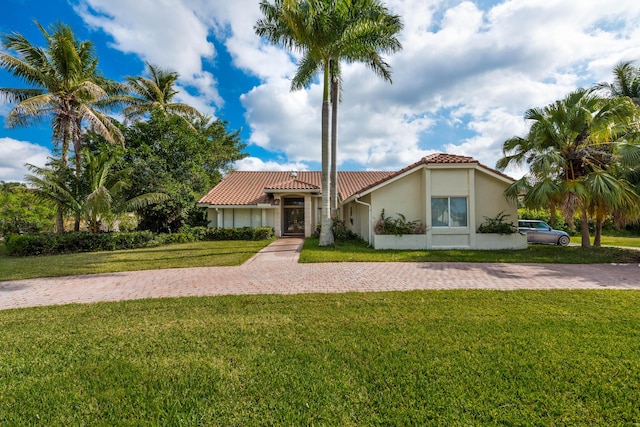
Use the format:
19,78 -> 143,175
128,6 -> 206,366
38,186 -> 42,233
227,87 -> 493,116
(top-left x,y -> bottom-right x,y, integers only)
1,237 -> 639,310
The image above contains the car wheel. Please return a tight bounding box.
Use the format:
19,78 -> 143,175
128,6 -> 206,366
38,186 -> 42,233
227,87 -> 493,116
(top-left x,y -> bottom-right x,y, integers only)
558,235 -> 570,246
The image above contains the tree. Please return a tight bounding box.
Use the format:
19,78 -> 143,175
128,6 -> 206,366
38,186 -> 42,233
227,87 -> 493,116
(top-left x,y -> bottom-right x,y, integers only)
0,182 -> 56,237
596,60 -> 640,229
25,149 -> 168,233
327,2 -> 402,216
121,62 -> 203,126
597,61 -> 640,107
1,21 -> 124,232
497,89 -> 639,247
255,0 -> 402,245
79,149 -> 168,233
0,21 -> 123,176
122,112 -> 246,233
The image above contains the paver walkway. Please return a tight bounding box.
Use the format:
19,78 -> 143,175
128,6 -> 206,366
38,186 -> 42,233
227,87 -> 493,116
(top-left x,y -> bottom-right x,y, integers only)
1,237 -> 639,311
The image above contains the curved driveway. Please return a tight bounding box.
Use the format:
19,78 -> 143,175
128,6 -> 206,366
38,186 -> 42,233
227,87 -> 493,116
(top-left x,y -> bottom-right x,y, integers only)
1,238 -> 640,310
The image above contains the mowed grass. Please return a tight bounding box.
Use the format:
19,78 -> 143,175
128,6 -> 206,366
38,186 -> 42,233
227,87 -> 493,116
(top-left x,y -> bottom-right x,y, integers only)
0,240 -> 271,281
300,237 -> 640,264
1,291 -> 640,425
570,235 -> 640,248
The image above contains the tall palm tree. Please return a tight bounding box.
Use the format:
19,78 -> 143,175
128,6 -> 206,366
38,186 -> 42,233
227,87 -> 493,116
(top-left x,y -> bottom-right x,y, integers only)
121,62 -> 203,125
497,89 -> 639,246
0,21 -> 123,177
255,0 -> 402,245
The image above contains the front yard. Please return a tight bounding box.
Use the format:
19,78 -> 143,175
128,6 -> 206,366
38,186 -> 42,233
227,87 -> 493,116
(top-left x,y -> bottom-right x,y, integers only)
2,235 -> 639,281
299,237 -> 640,264
0,240 -> 272,281
1,291 -> 639,425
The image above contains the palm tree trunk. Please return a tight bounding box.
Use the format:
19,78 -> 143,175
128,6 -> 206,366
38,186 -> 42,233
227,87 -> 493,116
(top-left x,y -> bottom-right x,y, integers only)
579,205 -> 591,247
594,216 -> 603,247
549,202 -> 557,227
330,74 -> 339,218
73,121 -> 83,232
56,202 -> 65,234
319,63 -> 334,246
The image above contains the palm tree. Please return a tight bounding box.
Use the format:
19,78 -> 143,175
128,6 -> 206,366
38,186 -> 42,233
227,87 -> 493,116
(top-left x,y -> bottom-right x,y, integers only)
497,89 -> 639,247
24,159 -> 75,233
597,61 -> 640,107
255,0 -> 402,245
26,150 -> 168,233
584,170 -> 639,246
80,150 -> 168,233
121,62 -> 203,125
597,60 -> 640,218
0,21 -> 123,177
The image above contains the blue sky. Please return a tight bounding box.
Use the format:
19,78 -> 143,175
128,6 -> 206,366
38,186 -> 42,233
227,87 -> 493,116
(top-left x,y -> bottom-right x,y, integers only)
1,0 -> 640,182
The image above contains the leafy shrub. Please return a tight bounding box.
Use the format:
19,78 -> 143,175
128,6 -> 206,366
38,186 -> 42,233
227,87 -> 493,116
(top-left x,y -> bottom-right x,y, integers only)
5,227 -> 275,257
477,212 -> 517,234
202,226 -> 274,241
313,218 -> 358,242
374,210 -> 426,236
518,208 -> 572,232
5,231 -> 158,256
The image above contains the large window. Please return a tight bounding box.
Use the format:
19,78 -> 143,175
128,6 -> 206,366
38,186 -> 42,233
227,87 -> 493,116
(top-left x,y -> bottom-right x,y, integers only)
431,197 -> 468,227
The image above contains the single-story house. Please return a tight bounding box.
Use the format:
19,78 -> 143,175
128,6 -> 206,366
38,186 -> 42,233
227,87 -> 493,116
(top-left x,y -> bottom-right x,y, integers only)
197,153 -> 527,249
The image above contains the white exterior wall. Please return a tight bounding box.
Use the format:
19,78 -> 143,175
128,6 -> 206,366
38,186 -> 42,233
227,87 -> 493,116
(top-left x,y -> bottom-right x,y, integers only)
344,194 -> 373,243
370,169 -> 425,227
363,166 -> 522,250
206,207 -> 276,229
474,172 -> 518,227
427,168 -> 472,249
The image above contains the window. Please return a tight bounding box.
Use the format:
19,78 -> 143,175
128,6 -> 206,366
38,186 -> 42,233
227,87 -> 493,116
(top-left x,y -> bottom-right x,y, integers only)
431,197 -> 468,227
283,197 -> 304,207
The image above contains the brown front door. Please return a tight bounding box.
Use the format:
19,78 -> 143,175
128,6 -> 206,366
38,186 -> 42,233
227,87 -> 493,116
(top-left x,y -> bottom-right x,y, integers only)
283,197 -> 305,236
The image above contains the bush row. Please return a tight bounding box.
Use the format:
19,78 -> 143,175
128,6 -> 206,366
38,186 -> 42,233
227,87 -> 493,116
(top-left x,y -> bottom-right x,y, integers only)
4,226 -> 275,257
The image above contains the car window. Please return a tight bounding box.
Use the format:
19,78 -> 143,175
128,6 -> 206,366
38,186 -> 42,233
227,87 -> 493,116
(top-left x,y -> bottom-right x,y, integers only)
534,222 -> 550,230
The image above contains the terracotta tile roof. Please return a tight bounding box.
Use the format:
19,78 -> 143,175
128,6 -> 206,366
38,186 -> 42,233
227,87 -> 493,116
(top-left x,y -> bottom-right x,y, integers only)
265,178 -> 320,191
197,154 -> 513,207
344,153 -> 515,198
198,171 -> 392,206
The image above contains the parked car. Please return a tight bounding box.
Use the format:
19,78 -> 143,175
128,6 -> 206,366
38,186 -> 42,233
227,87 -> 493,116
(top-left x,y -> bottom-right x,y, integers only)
517,220 -> 570,246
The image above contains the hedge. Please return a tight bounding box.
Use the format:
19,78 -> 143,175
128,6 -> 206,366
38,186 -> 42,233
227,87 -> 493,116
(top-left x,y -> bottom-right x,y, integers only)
4,227 -> 275,257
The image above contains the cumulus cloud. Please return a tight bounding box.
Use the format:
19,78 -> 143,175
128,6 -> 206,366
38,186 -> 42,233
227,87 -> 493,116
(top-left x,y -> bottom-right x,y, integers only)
73,0 -> 640,174
0,138 -> 50,182
234,0 -> 640,172
234,156 -> 309,172
75,0 -> 222,114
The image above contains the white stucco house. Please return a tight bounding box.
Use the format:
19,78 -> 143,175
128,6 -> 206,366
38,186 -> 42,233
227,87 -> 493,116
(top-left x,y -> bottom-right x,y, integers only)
197,153 -> 526,250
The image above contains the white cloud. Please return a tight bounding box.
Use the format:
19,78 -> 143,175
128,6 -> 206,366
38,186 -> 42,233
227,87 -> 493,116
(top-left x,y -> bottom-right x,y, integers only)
241,77 -> 321,162
0,138 -> 50,182
234,156 -> 309,172
74,0 -> 640,174
75,0 -> 222,114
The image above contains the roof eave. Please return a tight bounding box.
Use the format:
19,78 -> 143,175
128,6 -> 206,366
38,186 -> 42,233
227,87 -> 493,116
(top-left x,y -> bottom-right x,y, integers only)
196,203 -> 278,209
264,189 -> 320,194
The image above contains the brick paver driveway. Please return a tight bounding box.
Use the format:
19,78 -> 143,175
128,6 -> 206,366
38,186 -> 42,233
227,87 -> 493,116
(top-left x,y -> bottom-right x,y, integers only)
1,238 -> 639,310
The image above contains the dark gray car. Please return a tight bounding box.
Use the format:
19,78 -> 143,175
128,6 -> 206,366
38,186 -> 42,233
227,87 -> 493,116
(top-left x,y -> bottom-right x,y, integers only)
517,220 -> 570,246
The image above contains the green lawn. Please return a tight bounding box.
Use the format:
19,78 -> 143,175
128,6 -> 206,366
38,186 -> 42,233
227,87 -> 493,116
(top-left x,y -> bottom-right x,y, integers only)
0,240 -> 271,281
1,291 -> 639,425
570,235 -> 640,248
300,237 -> 640,264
